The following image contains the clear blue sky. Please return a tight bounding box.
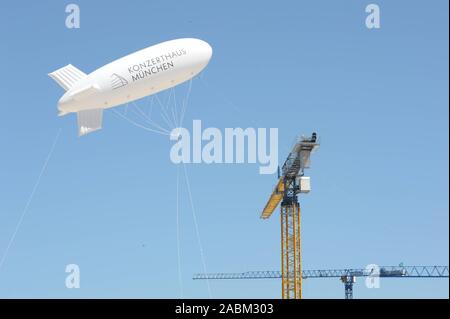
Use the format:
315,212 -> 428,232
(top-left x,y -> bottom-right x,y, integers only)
0,0 -> 448,298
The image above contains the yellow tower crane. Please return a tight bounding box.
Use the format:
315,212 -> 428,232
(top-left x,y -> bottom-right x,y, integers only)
260,133 -> 319,299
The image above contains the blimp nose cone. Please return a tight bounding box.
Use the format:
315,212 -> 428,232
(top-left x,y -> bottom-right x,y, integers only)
201,40 -> 213,61
191,38 -> 212,64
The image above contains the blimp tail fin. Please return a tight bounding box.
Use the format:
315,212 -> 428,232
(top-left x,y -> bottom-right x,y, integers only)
77,109 -> 103,137
48,64 -> 87,91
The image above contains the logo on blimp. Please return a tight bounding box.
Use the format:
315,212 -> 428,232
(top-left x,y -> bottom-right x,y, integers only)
111,73 -> 129,90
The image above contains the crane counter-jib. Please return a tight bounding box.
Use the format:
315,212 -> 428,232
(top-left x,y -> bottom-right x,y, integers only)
260,177 -> 285,219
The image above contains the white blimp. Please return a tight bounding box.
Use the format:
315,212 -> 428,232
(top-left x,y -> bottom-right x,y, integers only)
49,38 -> 212,136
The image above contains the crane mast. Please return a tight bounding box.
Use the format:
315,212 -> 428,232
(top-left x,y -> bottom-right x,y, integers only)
280,194 -> 302,298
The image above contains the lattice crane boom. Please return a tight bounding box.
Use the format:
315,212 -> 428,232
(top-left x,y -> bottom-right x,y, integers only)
193,265 -> 449,299
193,265 -> 450,280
